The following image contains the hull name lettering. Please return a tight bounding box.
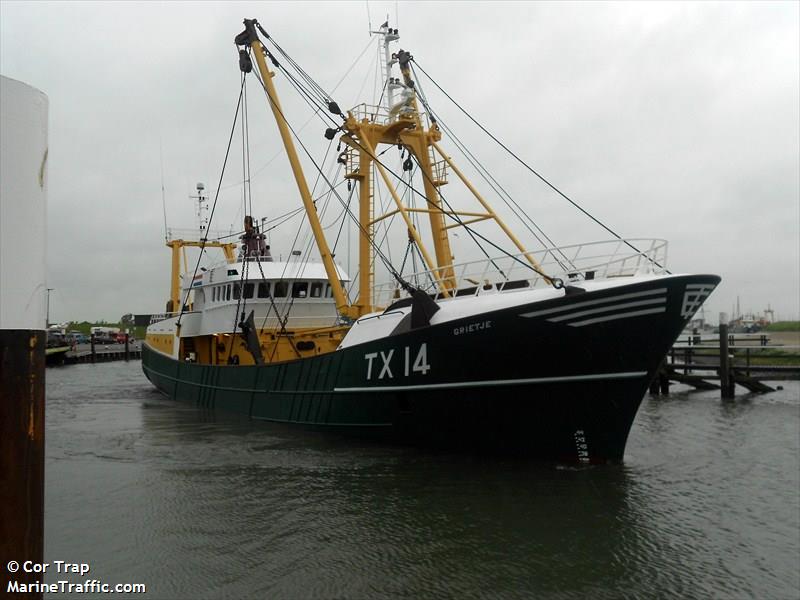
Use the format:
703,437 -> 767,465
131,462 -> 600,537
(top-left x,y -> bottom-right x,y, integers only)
453,320 -> 492,336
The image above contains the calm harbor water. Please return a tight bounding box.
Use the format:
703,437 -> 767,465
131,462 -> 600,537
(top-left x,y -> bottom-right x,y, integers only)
44,362 -> 799,599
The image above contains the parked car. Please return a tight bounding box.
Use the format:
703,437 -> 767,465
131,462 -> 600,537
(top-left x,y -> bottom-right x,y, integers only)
47,331 -> 68,348
67,332 -> 89,344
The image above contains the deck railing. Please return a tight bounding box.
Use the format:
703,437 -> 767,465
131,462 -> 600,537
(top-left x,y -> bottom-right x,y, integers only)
372,238 -> 669,306
349,102 -> 431,126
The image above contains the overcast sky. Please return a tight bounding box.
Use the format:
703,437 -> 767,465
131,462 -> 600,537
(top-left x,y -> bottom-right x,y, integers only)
1,1 -> 798,323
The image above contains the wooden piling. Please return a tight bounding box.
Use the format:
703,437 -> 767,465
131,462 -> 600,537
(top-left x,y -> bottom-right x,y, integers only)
745,347 -> 751,378
719,322 -> 734,399
90,334 -> 96,363
648,358 -> 670,395
124,333 -> 130,361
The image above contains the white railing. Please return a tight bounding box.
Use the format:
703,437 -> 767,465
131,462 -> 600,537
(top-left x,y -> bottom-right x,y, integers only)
351,103 -> 393,125
372,238 -> 669,306
349,102 -> 431,126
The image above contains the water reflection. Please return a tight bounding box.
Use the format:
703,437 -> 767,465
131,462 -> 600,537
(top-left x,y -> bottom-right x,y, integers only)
44,364 -> 799,599
132,397 -> 657,599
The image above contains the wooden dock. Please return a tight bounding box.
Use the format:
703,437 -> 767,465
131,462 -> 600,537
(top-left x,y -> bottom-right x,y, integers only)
64,348 -> 142,364
650,326 -> 799,398
46,338 -> 142,366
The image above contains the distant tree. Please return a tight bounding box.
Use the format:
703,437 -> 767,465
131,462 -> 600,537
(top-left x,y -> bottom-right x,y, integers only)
120,314 -> 134,326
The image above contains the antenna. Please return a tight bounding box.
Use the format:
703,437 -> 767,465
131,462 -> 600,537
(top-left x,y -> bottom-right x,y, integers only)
366,0 -> 372,35
371,19 -> 401,115
190,182 -> 209,235
160,139 -> 168,242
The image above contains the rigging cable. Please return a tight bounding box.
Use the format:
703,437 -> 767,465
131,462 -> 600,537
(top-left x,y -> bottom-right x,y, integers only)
249,31 -> 565,292
254,48 -> 557,285
412,67 -> 574,271
249,65 -> 412,293
221,35 -> 375,191
412,59 -> 669,273
176,77 -> 246,329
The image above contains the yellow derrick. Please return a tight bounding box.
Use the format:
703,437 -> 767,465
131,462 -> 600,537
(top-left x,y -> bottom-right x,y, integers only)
247,33 -> 357,320
167,239 -> 236,313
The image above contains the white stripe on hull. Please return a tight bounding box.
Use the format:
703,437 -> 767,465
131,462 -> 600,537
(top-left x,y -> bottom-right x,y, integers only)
334,370 -> 648,393
519,287 -> 668,327
519,288 -> 667,318
548,297 -> 666,322
568,307 -> 667,327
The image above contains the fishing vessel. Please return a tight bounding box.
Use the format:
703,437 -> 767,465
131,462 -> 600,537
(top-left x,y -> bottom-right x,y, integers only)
142,18 -> 720,462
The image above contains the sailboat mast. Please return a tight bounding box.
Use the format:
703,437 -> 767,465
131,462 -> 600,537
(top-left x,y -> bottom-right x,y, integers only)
238,19 -> 353,318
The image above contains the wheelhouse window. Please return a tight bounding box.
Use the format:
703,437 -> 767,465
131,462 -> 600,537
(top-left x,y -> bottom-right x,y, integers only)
310,282 -> 323,298
244,283 -> 254,299
274,281 -> 289,298
226,285 -> 231,301
258,282 -> 271,298
233,283 -> 241,300
325,283 -> 332,298
292,281 -> 308,298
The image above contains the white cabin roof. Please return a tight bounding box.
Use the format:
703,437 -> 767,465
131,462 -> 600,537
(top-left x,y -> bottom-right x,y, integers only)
182,259 -> 350,290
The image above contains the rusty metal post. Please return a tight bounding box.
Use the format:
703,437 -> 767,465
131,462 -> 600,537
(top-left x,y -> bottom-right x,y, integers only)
0,331 -> 46,598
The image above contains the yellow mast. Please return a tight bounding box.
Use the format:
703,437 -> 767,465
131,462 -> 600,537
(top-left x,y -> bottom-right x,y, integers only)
337,24 -> 547,303
239,19 -> 356,319
233,19 -> 546,319
339,59 -> 457,306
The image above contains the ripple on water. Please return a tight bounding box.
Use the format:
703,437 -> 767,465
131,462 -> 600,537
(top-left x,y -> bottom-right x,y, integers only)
44,365 -> 800,599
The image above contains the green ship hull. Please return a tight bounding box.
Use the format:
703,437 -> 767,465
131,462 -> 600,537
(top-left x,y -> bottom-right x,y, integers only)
143,274 -> 721,462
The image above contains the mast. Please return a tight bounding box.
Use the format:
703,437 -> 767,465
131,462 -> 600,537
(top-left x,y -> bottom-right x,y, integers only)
236,19 -> 354,319
342,23 -> 457,313
342,23 -> 549,299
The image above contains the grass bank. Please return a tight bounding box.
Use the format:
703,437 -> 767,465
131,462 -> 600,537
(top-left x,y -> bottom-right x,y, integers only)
765,321 -> 800,332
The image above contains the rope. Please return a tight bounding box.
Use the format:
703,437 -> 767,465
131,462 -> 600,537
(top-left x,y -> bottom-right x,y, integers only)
413,68 -> 574,271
